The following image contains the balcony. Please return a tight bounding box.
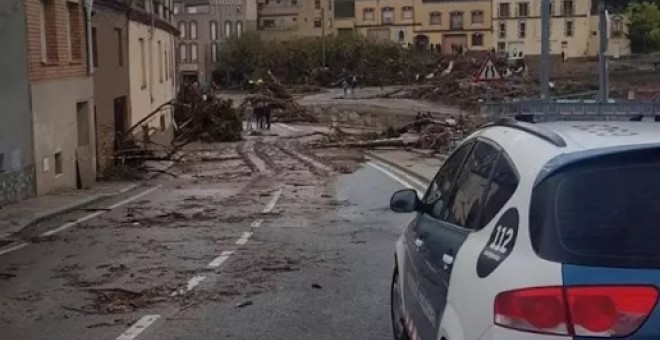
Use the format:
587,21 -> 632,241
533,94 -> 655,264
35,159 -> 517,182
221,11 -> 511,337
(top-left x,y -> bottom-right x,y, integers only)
258,4 -> 301,17
258,24 -> 299,31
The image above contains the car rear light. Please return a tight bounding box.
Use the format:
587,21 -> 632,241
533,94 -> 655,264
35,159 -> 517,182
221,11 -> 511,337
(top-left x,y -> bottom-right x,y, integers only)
494,286 -> 659,337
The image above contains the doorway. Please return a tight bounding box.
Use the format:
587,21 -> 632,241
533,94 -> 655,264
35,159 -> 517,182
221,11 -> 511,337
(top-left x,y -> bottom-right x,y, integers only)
113,96 -> 127,150
76,101 -> 94,189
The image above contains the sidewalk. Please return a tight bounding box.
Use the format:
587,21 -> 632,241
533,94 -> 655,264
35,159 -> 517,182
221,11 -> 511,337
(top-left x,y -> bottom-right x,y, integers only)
364,148 -> 446,183
0,182 -> 137,240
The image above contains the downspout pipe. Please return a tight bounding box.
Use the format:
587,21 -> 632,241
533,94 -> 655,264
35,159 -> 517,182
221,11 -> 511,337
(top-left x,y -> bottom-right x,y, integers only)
84,0 -> 94,74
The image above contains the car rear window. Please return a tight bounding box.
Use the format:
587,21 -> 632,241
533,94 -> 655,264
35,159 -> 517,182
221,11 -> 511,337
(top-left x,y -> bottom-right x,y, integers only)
530,148 -> 660,268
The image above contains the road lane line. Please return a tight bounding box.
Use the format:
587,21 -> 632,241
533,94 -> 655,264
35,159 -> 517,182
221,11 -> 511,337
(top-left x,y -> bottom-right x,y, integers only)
263,189 -> 282,213
368,162 -> 425,197
186,274 -> 207,291
0,242 -> 29,256
235,231 -> 253,245
208,250 -> 235,268
251,219 -> 264,228
41,186 -> 161,237
367,158 -> 428,189
115,314 -> 161,340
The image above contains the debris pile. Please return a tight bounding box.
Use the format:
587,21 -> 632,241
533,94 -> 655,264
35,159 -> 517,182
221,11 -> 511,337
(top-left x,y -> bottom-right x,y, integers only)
174,85 -> 243,143
240,81 -> 319,123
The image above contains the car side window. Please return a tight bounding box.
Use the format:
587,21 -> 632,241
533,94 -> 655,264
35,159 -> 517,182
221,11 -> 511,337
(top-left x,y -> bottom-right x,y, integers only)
443,142 -> 499,230
424,141 -> 474,219
479,153 -> 519,228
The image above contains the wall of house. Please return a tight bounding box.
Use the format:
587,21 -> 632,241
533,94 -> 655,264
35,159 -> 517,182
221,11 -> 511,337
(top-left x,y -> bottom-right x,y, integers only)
257,0 -> 333,40
586,14 -> 630,58
93,6 -> 131,177
492,0 -> 591,57
128,21 -> 176,139
25,0 -> 95,195
0,0 -> 35,205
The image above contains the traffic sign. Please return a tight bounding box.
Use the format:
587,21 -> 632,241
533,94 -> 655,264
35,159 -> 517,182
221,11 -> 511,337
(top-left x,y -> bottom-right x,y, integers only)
475,57 -> 502,82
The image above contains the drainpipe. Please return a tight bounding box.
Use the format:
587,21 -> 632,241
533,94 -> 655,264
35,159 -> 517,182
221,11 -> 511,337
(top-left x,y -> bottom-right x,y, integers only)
149,0 -> 155,103
84,0 -> 95,74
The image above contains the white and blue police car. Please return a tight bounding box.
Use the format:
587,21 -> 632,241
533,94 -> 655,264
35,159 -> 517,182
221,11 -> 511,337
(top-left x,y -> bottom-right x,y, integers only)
390,117 -> 660,340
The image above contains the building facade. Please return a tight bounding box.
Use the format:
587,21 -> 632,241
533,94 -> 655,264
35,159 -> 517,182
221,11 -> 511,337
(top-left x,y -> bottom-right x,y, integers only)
256,0 -> 334,40
174,0 -> 257,85
0,0 -> 35,205
25,0 -> 95,194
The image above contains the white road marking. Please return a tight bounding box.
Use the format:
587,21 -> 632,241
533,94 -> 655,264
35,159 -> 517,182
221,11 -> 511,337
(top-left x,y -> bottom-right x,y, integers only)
41,186 -> 161,237
367,158 -> 428,189
251,219 -> 264,228
0,242 -> 29,256
263,189 -> 282,213
368,162 -> 425,197
236,231 -> 253,245
208,250 -> 235,268
277,123 -> 302,132
115,314 -> 160,340
186,274 -> 207,291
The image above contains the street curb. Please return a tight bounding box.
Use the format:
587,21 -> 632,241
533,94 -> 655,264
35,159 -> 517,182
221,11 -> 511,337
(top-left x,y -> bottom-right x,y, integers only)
363,150 -> 434,185
0,183 -> 138,240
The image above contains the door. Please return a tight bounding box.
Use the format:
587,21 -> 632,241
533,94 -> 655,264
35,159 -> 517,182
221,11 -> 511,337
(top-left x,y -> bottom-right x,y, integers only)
403,141 -> 474,339
441,34 -> 467,55
415,141 -> 500,339
113,96 -> 127,150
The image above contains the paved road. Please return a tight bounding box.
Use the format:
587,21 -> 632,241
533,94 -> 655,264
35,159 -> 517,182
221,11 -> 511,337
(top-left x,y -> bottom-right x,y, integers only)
0,133 -> 422,340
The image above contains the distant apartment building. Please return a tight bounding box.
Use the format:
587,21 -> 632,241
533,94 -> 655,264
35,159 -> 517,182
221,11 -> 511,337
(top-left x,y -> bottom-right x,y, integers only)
24,0 -> 95,194
257,0 -> 334,40
174,0 -> 257,85
0,0 -> 35,204
92,0 -> 178,176
493,0 -> 630,58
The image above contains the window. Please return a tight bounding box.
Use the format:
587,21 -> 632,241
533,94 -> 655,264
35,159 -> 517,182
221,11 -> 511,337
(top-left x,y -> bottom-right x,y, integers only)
211,43 -> 218,63
189,21 -> 197,39
190,43 -> 198,62
478,153 -> 518,228
225,21 -> 232,37
471,10 -> 483,24
54,152 -> 63,175
67,2 -> 82,60
139,38 -> 146,88
314,17 -> 322,27
497,42 -> 506,52
179,43 -> 187,62
178,21 -> 186,38
185,5 -> 197,13
91,27 -> 98,67
363,8 -> 374,21
328,0 -> 332,11
402,6 -> 413,20
210,21 -> 218,40
158,41 -> 163,83
499,3 -> 510,18
561,0 -> 574,16
39,0 -> 56,62
429,11 -> 441,25
115,28 -> 123,66
165,48 -> 168,80
443,142 -> 499,230
263,19 -> 275,27
499,22 -> 507,39
517,2 -> 529,17
611,16 -> 624,37
382,7 -> 394,24
236,21 -> 243,37
565,20 -> 574,37
450,11 -> 464,30
314,0 -> 320,9
472,33 -> 484,46
173,3 -> 179,14
160,115 -> 166,132
518,21 -> 526,38
424,142 -> 474,220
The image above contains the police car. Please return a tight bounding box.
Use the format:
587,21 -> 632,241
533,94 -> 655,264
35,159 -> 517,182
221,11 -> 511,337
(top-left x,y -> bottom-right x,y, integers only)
389,117 -> 660,340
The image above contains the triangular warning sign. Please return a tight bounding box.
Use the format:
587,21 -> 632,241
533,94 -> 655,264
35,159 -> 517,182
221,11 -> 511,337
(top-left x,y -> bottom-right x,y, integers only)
475,57 -> 502,81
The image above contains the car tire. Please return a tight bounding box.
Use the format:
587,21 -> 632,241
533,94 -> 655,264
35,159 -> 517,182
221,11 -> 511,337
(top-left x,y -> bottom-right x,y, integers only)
391,268 -> 410,340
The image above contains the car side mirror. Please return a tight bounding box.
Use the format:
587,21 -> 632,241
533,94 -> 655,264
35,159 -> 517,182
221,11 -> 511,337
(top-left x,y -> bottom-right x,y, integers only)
390,189 -> 420,213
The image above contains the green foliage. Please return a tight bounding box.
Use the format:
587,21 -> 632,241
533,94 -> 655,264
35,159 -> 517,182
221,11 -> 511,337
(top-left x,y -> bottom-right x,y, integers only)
627,1 -> 660,53
216,34 -> 438,86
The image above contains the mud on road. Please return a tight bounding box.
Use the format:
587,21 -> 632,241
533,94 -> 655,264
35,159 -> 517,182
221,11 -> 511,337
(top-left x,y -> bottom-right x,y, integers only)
0,132 -> 372,339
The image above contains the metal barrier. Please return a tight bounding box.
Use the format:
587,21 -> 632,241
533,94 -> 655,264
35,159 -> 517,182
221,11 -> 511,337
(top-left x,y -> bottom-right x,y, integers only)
480,100 -> 660,121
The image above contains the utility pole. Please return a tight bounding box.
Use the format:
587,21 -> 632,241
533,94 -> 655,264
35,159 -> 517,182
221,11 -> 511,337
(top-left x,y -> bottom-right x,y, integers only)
540,0 -> 550,100
598,0 -> 609,102
321,7 -> 327,68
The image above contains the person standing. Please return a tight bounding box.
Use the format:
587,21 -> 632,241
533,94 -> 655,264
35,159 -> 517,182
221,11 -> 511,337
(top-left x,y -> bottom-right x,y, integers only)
264,104 -> 272,130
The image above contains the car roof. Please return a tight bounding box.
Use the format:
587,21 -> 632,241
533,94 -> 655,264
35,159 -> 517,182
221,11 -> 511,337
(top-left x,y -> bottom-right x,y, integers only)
474,121 -> 660,178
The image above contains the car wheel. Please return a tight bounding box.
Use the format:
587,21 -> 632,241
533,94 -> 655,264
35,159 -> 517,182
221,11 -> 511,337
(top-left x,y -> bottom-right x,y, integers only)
391,268 -> 410,340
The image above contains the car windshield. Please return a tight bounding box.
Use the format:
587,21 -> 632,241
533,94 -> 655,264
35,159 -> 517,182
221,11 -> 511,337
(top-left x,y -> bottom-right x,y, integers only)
531,149 -> 660,268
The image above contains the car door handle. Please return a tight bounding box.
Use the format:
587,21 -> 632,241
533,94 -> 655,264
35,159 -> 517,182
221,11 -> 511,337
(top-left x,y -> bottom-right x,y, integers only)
442,253 -> 454,269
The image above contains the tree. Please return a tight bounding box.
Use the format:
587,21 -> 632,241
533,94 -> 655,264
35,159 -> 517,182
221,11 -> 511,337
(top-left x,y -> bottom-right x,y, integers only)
627,1 -> 660,53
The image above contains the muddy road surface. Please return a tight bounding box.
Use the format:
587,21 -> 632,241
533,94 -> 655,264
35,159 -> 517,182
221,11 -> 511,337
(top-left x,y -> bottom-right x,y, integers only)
0,124 -> 422,340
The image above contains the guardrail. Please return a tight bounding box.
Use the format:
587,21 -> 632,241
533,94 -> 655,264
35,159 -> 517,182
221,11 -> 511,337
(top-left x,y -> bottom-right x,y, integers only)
480,100 -> 660,121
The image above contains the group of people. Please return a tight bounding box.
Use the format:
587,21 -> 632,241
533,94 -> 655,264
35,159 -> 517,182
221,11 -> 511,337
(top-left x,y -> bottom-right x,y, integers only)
245,102 -> 272,131
341,75 -> 359,97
